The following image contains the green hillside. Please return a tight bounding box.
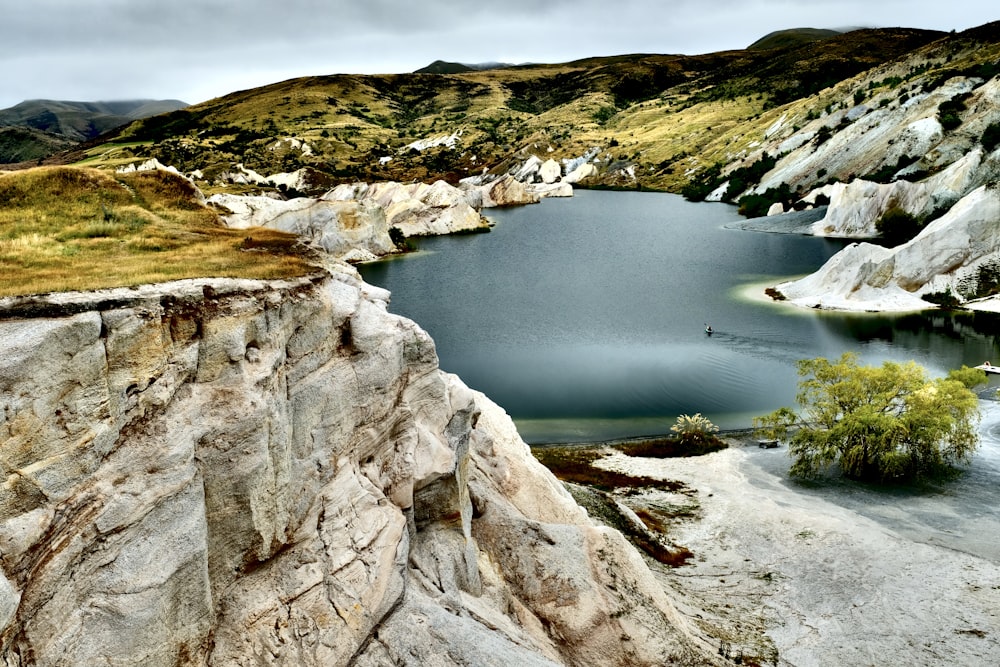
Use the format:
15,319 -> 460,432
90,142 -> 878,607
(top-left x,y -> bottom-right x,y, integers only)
0,99 -> 188,164
38,24 -> 1000,198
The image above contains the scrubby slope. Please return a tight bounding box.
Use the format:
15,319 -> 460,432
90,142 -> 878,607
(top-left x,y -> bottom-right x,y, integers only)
62,27 -> 952,194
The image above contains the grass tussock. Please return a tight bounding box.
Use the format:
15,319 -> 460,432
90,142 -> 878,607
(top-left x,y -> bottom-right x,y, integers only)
0,166 -> 317,297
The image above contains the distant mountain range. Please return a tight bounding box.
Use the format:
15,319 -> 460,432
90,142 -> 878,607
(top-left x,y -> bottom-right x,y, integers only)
0,99 -> 187,164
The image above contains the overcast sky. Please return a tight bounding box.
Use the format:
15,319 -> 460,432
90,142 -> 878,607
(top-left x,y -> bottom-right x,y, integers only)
1,0 -> 995,110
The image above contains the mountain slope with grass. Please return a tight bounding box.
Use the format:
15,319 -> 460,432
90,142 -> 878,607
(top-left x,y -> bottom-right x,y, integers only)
0,98 -> 188,164
57,26 -> 951,193
0,166 -> 314,296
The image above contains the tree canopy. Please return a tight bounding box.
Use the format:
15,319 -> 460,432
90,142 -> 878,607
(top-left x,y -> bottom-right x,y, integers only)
754,353 -> 984,482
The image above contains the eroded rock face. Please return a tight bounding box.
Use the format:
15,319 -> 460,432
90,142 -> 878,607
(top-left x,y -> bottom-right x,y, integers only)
808,148 -> 996,239
209,179 -> 491,262
0,267 -> 719,666
208,193 -> 397,262
480,174 -> 541,208
328,180 -> 491,238
777,184 -> 1000,310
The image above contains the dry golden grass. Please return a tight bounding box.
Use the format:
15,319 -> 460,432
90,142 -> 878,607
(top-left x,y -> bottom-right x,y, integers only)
0,166 -> 317,297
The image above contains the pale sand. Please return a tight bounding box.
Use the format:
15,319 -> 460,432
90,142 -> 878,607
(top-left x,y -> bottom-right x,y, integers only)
594,404 -> 1000,666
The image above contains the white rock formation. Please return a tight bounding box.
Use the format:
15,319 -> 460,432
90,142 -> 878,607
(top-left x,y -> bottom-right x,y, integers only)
116,158 -> 201,193
207,193 -> 396,262
777,184 -> 1000,311
512,155 -> 544,182
209,179 -> 491,260
477,174 -> 541,207
527,182 -> 574,198
564,162 -> 597,184
0,268 -> 721,666
268,136 -> 313,156
809,148 -> 995,238
116,157 -> 184,178
326,180 -> 490,238
403,129 -> 463,152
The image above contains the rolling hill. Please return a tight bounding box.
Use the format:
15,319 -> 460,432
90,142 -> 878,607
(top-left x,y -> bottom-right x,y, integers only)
0,98 -> 187,164
27,22 -> 1000,212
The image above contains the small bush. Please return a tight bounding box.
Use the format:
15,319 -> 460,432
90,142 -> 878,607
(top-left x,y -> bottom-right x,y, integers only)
937,93 -> 970,131
876,206 -> 922,245
738,182 -> 793,218
922,287 -> 961,308
982,122 -> 1000,152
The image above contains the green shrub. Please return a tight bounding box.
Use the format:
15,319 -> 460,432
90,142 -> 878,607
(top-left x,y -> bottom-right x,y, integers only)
738,182 -> 792,218
937,93 -> 970,131
723,153 -> 778,201
680,162 -> 723,202
876,206 -> 922,245
922,286 -> 961,308
982,122 -> 1000,152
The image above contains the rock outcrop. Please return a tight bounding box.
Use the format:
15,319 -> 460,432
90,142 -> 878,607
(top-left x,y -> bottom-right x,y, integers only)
477,174 -> 541,208
326,180 -> 490,237
749,76 -> 1000,200
209,180 -> 492,262
207,193 -> 396,262
808,148 -> 998,238
776,183 -> 1000,310
0,266 -> 720,666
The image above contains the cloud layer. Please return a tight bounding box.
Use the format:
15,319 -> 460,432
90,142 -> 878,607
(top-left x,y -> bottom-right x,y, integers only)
1,0 -> 994,108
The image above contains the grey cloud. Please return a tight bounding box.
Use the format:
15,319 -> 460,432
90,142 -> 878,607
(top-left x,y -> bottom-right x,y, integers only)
0,0 -> 995,108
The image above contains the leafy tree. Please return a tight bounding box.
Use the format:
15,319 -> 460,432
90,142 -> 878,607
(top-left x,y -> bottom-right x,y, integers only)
754,353 -> 983,482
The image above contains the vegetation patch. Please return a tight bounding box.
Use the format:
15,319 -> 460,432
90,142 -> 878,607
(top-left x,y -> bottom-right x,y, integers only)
937,92 -> 971,131
982,121 -> 1000,152
531,446 -> 675,492
875,206 -> 923,245
0,166 -> 316,297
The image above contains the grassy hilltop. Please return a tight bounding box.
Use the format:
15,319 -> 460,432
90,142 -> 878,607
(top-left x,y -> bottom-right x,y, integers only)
0,167 -> 314,297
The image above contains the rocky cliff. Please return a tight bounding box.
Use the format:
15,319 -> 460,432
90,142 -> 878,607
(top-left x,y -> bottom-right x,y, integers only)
208,179 -> 493,263
0,263 -> 719,666
775,183 -> 1000,310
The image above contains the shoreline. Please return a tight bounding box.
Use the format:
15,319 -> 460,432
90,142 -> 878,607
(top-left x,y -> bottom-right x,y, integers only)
588,409 -> 1000,666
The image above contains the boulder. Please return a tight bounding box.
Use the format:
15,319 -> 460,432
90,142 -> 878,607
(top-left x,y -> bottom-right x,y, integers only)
481,175 -> 541,207
538,159 -> 562,184
564,162 -> 597,184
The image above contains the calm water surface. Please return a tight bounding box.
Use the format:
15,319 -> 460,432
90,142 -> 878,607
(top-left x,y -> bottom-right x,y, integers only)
360,190 -> 1000,443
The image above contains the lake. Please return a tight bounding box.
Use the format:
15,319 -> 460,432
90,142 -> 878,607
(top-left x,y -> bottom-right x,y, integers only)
359,190 -> 1000,443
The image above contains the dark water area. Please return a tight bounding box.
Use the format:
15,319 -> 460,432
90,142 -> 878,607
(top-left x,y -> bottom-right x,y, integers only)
359,190 -> 1000,443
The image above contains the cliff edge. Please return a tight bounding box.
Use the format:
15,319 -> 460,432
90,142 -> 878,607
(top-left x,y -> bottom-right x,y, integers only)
0,263 -> 719,666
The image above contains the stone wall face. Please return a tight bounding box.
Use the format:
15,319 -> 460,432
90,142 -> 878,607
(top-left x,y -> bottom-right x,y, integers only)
0,267 -> 718,666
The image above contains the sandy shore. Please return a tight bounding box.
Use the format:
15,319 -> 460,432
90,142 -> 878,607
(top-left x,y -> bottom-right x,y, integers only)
594,403 -> 1000,666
